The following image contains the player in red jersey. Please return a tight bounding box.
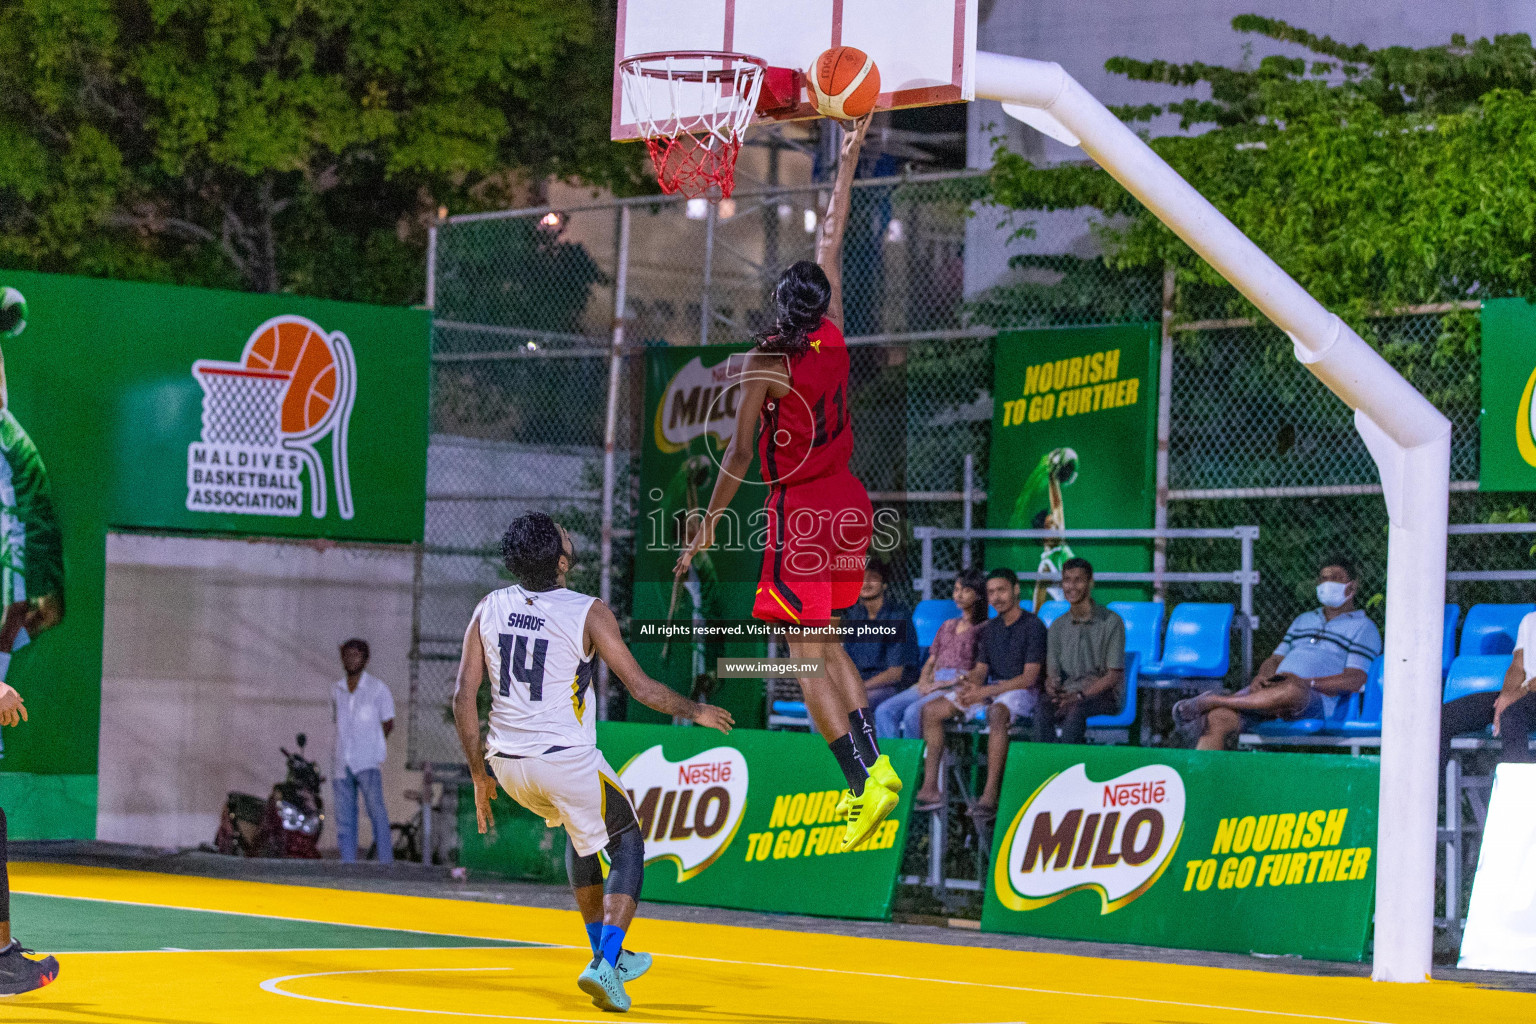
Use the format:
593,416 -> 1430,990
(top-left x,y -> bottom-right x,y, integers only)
674,116 -> 901,852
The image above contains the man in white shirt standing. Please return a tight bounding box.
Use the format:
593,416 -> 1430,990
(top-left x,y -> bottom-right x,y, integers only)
332,638 -> 395,863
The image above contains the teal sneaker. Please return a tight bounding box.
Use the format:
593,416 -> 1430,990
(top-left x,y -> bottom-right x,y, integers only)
614,948 -> 652,983
577,955 -> 631,1013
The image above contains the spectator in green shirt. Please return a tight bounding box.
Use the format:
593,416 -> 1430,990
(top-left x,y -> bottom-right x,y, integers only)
1036,558 -> 1124,744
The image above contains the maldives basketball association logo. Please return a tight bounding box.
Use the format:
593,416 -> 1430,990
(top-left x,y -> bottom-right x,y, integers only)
186,315 -> 357,519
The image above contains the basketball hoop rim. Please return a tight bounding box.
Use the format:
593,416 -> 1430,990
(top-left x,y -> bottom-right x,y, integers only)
192,364 -> 291,381
619,50 -> 769,83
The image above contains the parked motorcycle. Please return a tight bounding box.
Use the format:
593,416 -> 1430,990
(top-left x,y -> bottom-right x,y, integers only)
215,733 -> 325,858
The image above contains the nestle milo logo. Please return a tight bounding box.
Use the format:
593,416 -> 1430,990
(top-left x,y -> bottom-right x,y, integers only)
994,763 -> 1185,914
617,744 -> 748,881
653,357 -> 739,454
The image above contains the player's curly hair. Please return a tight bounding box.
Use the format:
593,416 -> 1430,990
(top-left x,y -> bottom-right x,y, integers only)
502,512 -> 566,591
756,260 -> 830,356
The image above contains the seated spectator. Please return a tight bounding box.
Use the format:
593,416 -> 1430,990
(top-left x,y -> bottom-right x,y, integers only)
911,568 -> 1046,830
1440,609 -> 1536,772
841,559 -> 919,710
1035,558 -> 1124,744
1174,556 -> 1380,750
874,570 -> 987,740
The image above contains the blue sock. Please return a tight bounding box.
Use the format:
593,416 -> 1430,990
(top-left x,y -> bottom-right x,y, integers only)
599,924 -> 625,966
585,922 -> 603,957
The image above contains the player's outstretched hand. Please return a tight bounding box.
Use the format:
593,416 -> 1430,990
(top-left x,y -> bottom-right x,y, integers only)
673,517 -> 716,580
0,683 -> 26,728
692,704 -> 734,734
472,773 -> 498,835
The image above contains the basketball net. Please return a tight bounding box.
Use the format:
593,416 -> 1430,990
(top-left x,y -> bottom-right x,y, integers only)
619,51 -> 766,201
192,366 -> 290,448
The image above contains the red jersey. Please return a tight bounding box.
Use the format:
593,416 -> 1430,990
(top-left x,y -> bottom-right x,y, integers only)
757,318 -> 853,489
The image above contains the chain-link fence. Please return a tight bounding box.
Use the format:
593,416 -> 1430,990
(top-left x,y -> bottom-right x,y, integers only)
1165,308 -> 1484,661
413,167 -> 1514,768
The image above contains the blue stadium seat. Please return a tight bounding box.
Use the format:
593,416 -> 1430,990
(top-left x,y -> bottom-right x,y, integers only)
1458,603 -> 1535,656
1108,600 -> 1164,663
1141,603 -> 1233,680
1443,654 -> 1513,703
1086,651 -> 1139,730
1036,600 -> 1070,626
771,699 -> 808,719
913,598 -> 960,650
1442,604 -> 1460,678
1258,668 -> 1363,738
1259,693 -> 1357,739
1254,712 -> 1327,737
1335,656 -> 1384,737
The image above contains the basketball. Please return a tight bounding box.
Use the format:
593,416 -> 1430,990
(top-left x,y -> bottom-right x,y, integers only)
243,316 -> 339,434
0,287 -> 27,339
807,46 -> 880,120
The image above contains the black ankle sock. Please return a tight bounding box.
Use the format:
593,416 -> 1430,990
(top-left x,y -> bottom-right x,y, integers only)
848,708 -> 880,766
829,734 -> 867,796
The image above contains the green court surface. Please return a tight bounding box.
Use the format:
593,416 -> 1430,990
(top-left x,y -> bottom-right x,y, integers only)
16,893 -> 545,953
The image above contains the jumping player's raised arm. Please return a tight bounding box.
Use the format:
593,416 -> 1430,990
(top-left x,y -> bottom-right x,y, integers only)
813,114 -> 873,332
450,606 -> 498,834
584,600 -> 734,733
672,360 -> 779,579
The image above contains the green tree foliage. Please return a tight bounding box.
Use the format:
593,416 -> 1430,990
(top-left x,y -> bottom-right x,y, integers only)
0,0 -> 644,302
986,19 -> 1536,323
978,20 -> 1536,647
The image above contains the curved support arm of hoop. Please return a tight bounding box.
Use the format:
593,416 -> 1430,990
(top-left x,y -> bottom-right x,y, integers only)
329,332 -> 357,521
285,440 -> 328,519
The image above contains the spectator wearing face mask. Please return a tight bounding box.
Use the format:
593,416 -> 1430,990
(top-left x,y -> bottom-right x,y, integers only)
1173,557 -> 1380,751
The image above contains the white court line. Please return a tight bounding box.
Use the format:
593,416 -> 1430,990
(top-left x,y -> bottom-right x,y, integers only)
258,955 -> 1404,1024
652,952 -> 1401,1024
261,967 -> 682,1024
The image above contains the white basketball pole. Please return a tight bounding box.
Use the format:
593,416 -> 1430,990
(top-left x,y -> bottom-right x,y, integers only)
599,204 -> 633,719
975,51 -> 1451,982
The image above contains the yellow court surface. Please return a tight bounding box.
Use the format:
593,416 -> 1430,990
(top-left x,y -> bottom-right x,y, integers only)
7,862 -> 1531,1024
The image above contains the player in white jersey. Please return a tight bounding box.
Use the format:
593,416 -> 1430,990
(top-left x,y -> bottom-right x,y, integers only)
453,512 -> 732,1014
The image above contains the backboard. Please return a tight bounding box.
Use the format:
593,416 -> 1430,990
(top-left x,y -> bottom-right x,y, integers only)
612,0 -> 977,141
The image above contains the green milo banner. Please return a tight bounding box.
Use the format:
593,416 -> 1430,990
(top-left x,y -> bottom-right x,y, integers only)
987,324 -> 1159,601
632,346 -> 770,728
0,270 -> 428,837
461,723 -> 922,920
1479,298 -> 1536,491
981,745 -> 1380,961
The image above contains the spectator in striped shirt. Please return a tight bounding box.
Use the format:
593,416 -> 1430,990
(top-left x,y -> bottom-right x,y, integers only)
1174,557 -> 1381,751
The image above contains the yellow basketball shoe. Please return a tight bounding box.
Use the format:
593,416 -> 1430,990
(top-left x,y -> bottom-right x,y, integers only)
868,753 -> 903,793
834,754 -> 904,819
841,778 -> 898,851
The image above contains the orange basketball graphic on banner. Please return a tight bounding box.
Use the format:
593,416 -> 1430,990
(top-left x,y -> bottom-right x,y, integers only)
243,318 -> 340,436
188,314 -> 357,521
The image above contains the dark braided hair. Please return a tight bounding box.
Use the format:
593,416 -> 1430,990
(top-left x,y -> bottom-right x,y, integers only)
756,261 -> 830,356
